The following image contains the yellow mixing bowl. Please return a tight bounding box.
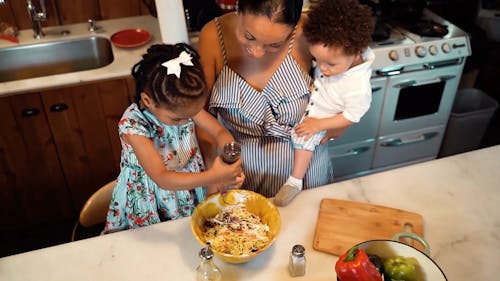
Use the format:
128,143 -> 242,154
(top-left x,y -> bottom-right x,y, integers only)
190,189 -> 281,264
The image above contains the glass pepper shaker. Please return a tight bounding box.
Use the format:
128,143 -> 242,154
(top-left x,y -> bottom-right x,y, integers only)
289,244 -> 306,277
196,244 -> 222,281
220,141 -> 242,199
221,141 -> 241,164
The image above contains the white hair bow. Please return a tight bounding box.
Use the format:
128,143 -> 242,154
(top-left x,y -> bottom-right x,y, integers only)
161,51 -> 194,78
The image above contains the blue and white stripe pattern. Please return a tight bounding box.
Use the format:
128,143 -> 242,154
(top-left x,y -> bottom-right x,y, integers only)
208,18 -> 334,197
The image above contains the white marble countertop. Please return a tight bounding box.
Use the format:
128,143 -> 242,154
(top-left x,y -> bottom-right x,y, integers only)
1,145 -> 499,280
0,15 -> 174,97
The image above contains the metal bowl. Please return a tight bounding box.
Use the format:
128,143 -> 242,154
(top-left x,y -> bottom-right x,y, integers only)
190,189 -> 281,264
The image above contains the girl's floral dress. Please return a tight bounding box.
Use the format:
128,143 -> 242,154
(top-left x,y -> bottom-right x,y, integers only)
103,103 -> 206,233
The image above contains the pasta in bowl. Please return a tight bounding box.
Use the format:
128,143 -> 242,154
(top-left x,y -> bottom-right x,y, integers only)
191,189 -> 281,264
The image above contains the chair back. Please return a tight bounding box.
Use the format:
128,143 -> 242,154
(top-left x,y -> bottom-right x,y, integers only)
79,180 -> 115,227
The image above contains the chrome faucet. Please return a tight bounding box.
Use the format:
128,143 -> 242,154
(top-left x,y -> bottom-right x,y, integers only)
27,0 -> 46,39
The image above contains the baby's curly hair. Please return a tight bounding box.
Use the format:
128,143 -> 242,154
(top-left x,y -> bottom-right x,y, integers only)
303,0 -> 374,55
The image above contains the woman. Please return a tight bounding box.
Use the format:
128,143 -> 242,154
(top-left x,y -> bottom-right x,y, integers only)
197,0 -> 336,198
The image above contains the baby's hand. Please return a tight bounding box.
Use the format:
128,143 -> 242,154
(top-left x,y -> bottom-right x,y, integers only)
294,117 -> 321,140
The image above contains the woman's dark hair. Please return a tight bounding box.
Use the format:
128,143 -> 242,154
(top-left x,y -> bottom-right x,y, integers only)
131,43 -> 206,110
303,0 -> 374,55
237,0 -> 303,26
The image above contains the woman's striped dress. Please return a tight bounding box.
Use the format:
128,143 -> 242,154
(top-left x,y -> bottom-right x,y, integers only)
208,18 -> 334,198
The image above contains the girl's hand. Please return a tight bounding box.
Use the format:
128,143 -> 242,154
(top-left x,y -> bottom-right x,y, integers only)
207,184 -> 221,195
294,117 -> 322,140
217,172 -> 245,194
210,156 -> 244,188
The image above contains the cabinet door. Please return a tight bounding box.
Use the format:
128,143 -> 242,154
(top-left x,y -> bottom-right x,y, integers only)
0,1 -> 16,28
42,79 -> 131,211
0,98 -> 26,230
97,79 -> 134,165
99,0 -> 143,20
0,94 -> 74,231
56,0 -> 100,25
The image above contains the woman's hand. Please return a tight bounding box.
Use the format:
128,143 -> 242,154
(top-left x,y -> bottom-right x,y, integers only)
320,127 -> 349,144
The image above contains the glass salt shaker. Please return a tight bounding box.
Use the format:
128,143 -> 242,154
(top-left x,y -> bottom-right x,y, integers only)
196,244 -> 222,281
289,244 -> 306,277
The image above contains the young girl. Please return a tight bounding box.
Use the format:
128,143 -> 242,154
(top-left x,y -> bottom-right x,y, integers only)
103,43 -> 244,233
274,0 -> 375,206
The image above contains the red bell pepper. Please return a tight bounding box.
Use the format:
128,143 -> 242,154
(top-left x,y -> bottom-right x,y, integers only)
335,246 -> 382,281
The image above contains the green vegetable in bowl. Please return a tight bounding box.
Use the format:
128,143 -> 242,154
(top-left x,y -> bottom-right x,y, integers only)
383,256 -> 418,281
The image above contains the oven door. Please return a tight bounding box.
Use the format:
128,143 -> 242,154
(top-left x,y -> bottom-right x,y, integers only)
379,63 -> 464,136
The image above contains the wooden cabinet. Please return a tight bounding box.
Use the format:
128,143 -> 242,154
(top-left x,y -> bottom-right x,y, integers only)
0,78 -> 133,231
0,94 -> 71,230
0,0 -> 152,29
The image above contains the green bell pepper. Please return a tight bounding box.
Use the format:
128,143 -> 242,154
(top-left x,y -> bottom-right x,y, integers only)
383,256 -> 418,281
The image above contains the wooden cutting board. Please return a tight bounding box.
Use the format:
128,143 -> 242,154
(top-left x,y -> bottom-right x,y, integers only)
313,198 -> 424,256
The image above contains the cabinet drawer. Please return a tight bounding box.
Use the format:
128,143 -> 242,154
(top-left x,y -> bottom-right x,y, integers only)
328,139 -> 375,181
373,125 -> 445,169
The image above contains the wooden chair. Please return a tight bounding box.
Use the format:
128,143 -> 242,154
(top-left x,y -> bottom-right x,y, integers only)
71,180 -> 116,241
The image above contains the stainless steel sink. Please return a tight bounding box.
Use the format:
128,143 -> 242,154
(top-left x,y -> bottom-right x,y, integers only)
0,36 -> 114,83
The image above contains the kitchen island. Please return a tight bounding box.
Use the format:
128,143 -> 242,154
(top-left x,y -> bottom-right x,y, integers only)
1,145 -> 499,280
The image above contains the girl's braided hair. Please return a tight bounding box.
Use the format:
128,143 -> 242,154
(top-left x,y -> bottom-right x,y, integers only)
131,43 -> 207,110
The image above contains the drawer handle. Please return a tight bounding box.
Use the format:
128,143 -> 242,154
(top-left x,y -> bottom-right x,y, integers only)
380,132 -> 438,147
376,66 -> 404,76
21,107 -> 40,117
50,103 -> 69,112
331,146 -> 370,159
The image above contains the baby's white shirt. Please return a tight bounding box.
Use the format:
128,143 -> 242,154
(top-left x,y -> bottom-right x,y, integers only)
307,47 -> 375,123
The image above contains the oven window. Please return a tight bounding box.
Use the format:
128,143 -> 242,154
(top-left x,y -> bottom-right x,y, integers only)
394,81 -> 445,120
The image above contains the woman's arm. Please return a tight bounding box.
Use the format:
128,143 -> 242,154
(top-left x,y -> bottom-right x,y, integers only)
122,133 -> 242,191
198,19 -> 224,101
292,14 -> 314,74
196,19 -> 225,167
193,109 -> 245,195
193,109 -> 235,151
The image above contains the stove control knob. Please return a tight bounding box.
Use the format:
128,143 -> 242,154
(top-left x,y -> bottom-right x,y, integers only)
442,43 -> 451,53
389,50 -> 399,61
429,45 -> 438,56
415,46 -> 427,58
